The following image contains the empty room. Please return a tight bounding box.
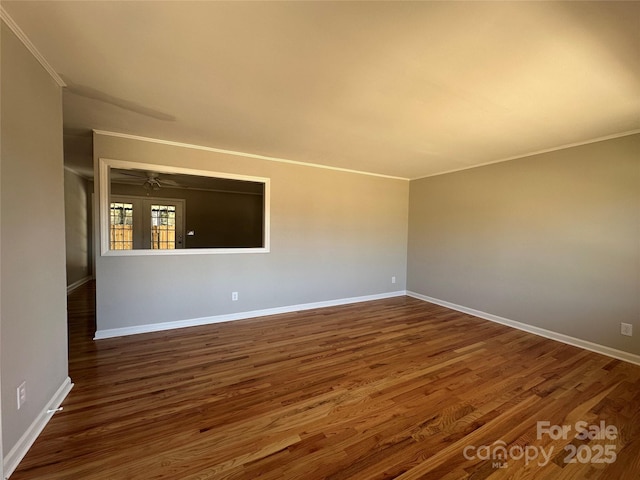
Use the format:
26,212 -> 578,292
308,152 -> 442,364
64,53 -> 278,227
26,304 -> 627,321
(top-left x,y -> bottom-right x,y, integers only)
1,1 -> 639,479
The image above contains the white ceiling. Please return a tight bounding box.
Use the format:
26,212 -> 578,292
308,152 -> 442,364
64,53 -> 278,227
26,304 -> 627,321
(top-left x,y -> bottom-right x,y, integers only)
3,1 -> 639,179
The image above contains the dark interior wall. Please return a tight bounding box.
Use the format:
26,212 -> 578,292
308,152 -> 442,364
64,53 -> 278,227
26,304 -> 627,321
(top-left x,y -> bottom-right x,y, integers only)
183,189 -> 263,248
110,184 -> 264,248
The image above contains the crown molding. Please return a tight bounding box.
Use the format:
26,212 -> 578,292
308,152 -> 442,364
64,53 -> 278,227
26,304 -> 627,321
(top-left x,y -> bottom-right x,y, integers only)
92,130 -> 409,181
411,129 -> 640,181
1,6 -> 66,87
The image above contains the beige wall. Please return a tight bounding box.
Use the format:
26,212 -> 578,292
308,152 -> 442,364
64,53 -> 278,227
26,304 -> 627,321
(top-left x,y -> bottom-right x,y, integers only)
94,133 -> 409,333
408,134 -> 640,356
1,24 -> 69,458
64,168 -> 92,285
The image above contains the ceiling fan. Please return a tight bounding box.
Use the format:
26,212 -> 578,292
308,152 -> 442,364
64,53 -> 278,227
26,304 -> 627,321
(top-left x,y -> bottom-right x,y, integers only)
143,173 -> 162,192
115,170 -> 183,191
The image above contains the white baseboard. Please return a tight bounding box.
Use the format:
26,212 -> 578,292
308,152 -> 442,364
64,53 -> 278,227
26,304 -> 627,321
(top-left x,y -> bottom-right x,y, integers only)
407,291 -> 640,366
3,377 -> 73,479
66,276 -> 93,295
94,291 -> 407,340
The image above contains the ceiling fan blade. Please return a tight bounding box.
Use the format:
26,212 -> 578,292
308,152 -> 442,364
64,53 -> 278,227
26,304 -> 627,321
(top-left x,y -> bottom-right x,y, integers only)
159,179 -> 182,187
118,170 -> 146,178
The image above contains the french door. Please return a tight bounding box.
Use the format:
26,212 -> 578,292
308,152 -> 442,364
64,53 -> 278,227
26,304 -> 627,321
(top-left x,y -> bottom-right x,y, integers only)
110,195 -> 185,250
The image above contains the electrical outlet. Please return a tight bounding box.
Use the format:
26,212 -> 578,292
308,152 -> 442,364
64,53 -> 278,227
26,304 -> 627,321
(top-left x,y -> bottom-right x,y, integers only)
17,381 -> 26,410
391,276 -> 396,284
621,323 -> 633,337
232,292 -> 238,301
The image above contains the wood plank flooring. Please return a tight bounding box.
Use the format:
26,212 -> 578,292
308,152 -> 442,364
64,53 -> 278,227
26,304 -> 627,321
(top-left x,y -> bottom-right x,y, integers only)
11,282 -> 640,479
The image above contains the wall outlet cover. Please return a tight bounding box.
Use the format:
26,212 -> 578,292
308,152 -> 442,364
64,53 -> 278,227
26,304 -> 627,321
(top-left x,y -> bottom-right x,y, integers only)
17,381 -> 26,409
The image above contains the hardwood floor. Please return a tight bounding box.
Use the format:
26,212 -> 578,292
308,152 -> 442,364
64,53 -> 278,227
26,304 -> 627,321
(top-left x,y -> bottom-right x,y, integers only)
11,282 -> 640,479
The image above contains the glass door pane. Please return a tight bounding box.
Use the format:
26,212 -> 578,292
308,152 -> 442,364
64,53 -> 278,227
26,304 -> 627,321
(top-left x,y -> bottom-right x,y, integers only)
110,202 -> 134,250
151,204 -> 176,249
